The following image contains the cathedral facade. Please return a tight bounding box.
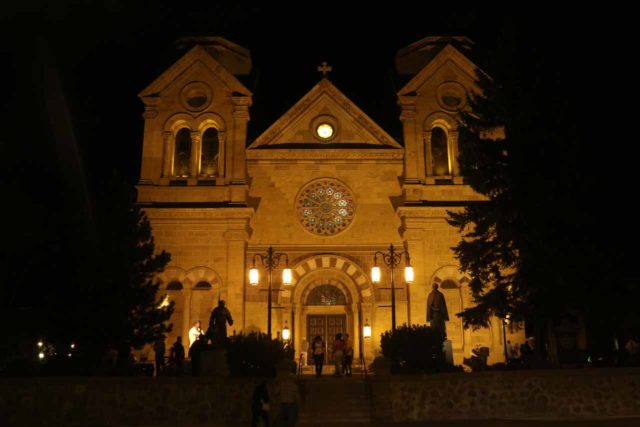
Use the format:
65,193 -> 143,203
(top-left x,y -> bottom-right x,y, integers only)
137,36 -> 522,365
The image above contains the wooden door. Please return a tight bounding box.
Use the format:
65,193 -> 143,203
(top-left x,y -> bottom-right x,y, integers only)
307,314 -> 346,363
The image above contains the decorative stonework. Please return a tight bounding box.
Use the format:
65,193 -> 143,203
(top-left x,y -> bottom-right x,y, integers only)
180,81 -> 212,112
295,178 -> 355,236
436,81 -> 467,111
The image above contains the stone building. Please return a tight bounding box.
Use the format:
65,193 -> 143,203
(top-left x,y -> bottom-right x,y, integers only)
136,36 -> 523,365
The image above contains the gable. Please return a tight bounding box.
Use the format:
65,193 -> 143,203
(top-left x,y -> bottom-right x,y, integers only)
398,44 -> 480,96
248,79 -> 401,149
139,45 -> 251,98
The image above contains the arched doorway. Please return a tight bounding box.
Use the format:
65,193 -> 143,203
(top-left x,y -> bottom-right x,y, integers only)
287,254 -> 374,364
305,284 -> 348,364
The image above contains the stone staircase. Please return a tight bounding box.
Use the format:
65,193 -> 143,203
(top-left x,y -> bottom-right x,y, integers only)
297,376 -> 371,424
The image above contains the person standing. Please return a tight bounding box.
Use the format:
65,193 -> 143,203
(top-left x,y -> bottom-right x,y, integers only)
153,335 -> 165,376
343,334 -> 353,376
300,337 -> 309,367
170,336 -> 185,369
311,335 -> 324,377
189,320 -> 203,347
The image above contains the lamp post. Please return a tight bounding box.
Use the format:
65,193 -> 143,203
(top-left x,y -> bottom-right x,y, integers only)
502,314 -> 510,363
249,246 -> 292,339
371,244 -> 414,332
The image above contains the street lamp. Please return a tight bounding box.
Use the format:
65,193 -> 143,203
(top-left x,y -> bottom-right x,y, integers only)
363,319 -> 372,339
371,244 -> 413,331
249,246 -> 292,339
282,321 -> 290,341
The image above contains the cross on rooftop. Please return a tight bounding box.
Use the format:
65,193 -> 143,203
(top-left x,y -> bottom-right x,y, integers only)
317,61 -> 332,77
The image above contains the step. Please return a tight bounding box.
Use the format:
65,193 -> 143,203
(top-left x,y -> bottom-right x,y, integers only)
296,376 -> 372,423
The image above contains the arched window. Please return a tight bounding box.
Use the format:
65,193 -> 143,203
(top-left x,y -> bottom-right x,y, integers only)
200,128 -> 219,177
431,127 -> 450,176
167,281 -> 183,290
440,279 -> 459,289
195,281 -> 212,289
306,285 -> 347,306
173,128 -> 192,177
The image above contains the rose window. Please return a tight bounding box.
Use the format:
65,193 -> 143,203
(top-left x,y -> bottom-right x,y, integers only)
296,179 -> 355,236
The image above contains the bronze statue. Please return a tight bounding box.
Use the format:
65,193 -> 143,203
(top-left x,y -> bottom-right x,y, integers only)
208,300 -> 234,344
426,283 -> 449,336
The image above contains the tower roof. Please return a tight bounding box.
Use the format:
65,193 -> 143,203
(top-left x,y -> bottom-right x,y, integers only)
395,36 -> 474,75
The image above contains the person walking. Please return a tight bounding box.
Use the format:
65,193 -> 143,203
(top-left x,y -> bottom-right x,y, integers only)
275,374 -> 300,427
343,334 -> 353,376
331,333 -> 345,377
311,335 -> 324,377
251,380 -> 270,427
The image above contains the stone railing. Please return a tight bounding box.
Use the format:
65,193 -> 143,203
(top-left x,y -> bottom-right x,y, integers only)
370,368 -> 640,421
0,376 -> 261,427
2,368 -> 640,425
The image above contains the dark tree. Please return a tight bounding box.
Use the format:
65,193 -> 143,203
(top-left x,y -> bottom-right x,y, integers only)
448,26 -> 637,356
91,173 -> 174,361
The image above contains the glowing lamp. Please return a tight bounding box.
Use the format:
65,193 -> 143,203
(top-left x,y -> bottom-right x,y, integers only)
282,321 -> 290,341
371,266 -> 381,283
404,265 -> 414,284
282,268 -> 292,286
363,319 -> 372,339
249,267 -> 259,286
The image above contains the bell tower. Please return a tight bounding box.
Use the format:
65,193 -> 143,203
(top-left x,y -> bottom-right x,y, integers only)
137,37 -> 253,205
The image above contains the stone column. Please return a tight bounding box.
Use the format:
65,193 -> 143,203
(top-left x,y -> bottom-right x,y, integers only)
182,290 -> 192,348
230,96 -> 252,184
216,131 -> 226,185
224,228 -> 250,331
424,130 -> 435,184
449,130 -> 463,184
190,130 -> 202,184
162,131 -> 173,178
402,228 -> 427,327
398,95 -> 420,184
139,98 -> 159,184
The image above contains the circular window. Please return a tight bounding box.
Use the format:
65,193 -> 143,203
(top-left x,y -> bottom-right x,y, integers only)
316,123 -> 334,139
180,82 -> 212,112
310,115 -> 339,142
295,178 -> 355,236
436,81 -> 466,111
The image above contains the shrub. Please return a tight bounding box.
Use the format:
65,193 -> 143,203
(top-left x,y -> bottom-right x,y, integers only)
226,332 -> 293,376
380,324 -> 447,373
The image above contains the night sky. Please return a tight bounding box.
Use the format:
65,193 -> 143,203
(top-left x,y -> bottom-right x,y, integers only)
2,4 -> 627,295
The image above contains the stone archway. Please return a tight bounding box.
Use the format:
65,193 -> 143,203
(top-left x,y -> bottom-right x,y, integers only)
285,254 -> 373,362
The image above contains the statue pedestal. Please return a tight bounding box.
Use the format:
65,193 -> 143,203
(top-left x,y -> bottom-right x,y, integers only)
199,348 -> 230,376
443,340 -> 454,365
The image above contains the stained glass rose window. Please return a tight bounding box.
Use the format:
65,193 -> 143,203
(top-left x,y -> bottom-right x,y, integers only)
296,178 -> 355,236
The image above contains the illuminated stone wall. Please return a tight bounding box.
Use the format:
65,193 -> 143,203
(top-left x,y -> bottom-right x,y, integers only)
371,368 -> 640,421
135,37 -> 525,365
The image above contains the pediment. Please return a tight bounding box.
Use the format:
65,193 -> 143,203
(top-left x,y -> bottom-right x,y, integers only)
398,44 -> 480,96
248,79 -> 401,149
138,45 -> 251,98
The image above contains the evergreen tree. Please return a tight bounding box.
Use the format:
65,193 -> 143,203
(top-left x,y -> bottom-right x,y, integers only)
91,173 -> 174,360
447,31 -> 600,336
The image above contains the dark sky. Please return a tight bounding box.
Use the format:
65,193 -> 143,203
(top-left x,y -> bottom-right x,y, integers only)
3,3 -> 583,186
2,3 -> 621,271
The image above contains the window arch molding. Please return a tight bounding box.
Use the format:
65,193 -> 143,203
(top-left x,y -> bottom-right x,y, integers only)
161,113 -> 227,181
422,112 -> 459,180
194,112 -> 226,133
